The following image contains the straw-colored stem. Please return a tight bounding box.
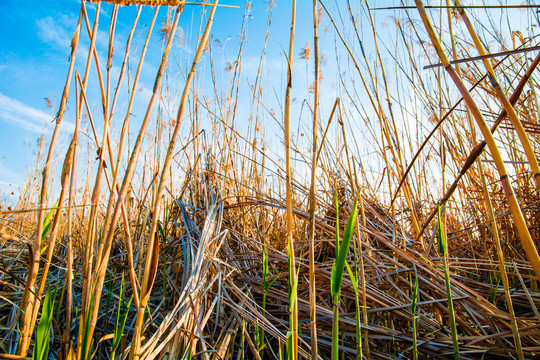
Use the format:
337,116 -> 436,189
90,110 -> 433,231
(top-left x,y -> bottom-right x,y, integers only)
479,164 -> 524,359
363,0 -> 422,239
448,6 -> 524,356
417,50 -> 540,243
307,0 -> 320,357
62,73 -> 82,359
129,2 -> 218,358
454,0 -> 540,189
17,3 -> 84,355
78,6 -> 182,359
413,0 -> 540,280
284,0 -> 298,358
74,5 -> 103,358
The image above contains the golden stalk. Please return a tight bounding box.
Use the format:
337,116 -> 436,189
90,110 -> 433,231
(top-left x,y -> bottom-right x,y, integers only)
308,0 -> 320,357
62,74 -> 82,359
129,1 -> 218,358
454,0 -> 540,189
413,0 -> 540,280
78,5 -> 182,359
284,0 -> 298,358
16,3 -> 84,355
447,5 -> 523,357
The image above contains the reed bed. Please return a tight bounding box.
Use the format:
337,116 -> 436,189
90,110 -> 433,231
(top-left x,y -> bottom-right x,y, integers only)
1,0 -> 540,359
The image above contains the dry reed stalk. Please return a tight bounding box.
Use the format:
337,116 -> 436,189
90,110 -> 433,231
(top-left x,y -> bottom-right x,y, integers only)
67,5 -> 104,358
479,168 -> 524,359
137,196 -> 225,359
416,50 -> 540,242
83,2 -> 119,284
17,3 -> 84,355
364,0 -> 422,239
307,0 -> 320,357
62,74 -> 83,359
413,0 -> 540,280
78,4 -> 145,316
80,10 -> 120,347
323,0 -> 420,239
76,5 -> 182,359
454,0 -> 540,190
107,6 -> 156,314
284,0 -> 298,358
129,2 -> 218,358
447,5 -> 524,357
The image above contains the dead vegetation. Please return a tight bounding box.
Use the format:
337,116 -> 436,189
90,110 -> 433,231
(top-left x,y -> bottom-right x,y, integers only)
1,1 -> 540,359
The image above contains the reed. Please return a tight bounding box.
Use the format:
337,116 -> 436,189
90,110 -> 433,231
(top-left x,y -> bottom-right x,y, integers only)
283,1 -> 298,359
2,1 -> 540,359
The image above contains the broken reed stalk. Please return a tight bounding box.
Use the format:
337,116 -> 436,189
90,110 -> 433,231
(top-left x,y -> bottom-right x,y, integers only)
413,0 -> 540,280
77,6 -> 182,359
17,3 -> 84,355
454,0 -> 540,190
308,0 -> 319,357
283,0 -> 298,359
129,2 -> 218,358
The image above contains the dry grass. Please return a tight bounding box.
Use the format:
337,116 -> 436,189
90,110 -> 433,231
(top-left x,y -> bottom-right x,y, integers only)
1,1 -> 540,359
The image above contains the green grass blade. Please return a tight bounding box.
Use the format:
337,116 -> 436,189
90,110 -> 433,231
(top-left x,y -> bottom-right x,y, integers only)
332,199 -> 358,297
331,199 -> 358,360
334,189 -> 340,251
436,201 -> 446,256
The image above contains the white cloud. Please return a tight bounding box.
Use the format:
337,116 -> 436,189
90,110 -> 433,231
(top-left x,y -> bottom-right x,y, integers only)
0,92 -> 74,133
36,15 -> 74,49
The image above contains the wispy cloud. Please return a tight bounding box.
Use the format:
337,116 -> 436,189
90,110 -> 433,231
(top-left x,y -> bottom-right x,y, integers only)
35,12 -> 126,64
0,92 -> 74,133
36,15 -> 74,49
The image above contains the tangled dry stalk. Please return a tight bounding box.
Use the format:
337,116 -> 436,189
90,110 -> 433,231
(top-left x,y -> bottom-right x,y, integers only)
1,1 -> 540,359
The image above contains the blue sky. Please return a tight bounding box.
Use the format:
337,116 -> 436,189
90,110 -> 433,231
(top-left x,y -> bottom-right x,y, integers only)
0,0 -> 344,199
1,1 -> 539,203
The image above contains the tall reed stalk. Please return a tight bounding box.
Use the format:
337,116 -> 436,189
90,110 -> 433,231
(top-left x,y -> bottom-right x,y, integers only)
77,5 -> 182,359
447,7 -> 524,356
413,0 -> 540,280
453,0 -> 540,190
307,0 -> 320,357
129,2 -> 218,358
18,3 -> 84,355
284,0 -> 298,358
